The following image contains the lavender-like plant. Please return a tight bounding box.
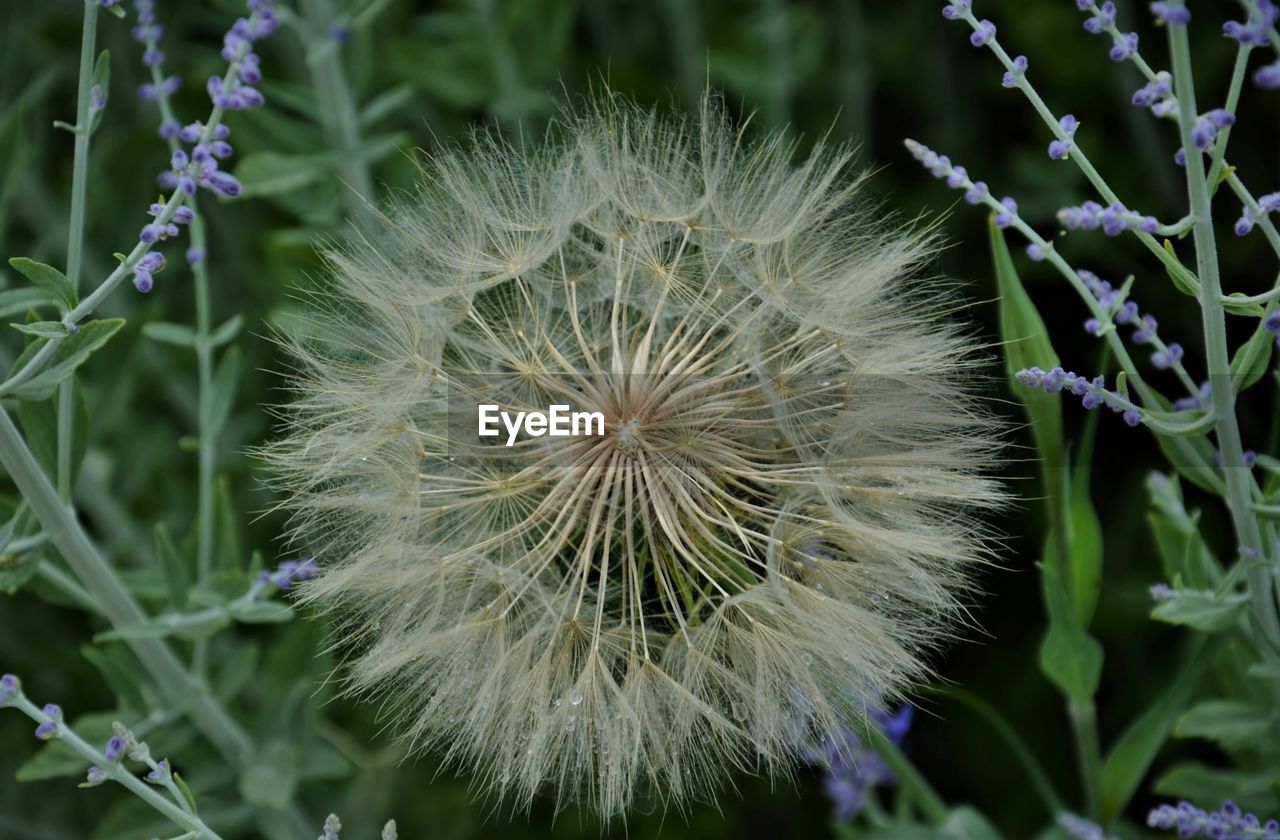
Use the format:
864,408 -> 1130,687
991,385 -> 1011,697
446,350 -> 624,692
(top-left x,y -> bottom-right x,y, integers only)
910,0 -> 1280,829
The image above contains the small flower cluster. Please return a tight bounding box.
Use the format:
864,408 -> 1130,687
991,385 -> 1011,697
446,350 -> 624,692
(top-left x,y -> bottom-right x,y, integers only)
1235,192 -> 1280,236
1079,1 -> 1140,61
1078,270 -> 1185,370
1224,2 -> 1278,47
1049,114 -> 1080,160
1015,366 -> 1143,426
1002,54 -> 1029,88
131,2 -> 179,112
800,703 -> 913,820
1131,71 -> 1176,116
907,141 -> 990,204
1149,2 -> 1191,26
1058,200 -> 1159,236
257,557 -> 318,592
1058,812 -> 1112,840
1148,800 -> 1280,840
161,144 -> 241,200
1190,108 -> 1236,150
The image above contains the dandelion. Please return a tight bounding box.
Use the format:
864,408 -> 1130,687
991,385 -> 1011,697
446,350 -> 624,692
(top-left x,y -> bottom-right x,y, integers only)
267,93 -> 1003,816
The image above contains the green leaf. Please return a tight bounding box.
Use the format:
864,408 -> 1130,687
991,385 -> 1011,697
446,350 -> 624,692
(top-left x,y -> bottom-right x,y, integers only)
1222,293 -> 1265,318
1100,637 -> 1214,821
208,314 -> 244,348
10,318 -> 124,401
0,547 -> 40,593
1174,700 -> 1275,750
10,321 -> 70,339
239,741 -> 298,810
141,320 -> 196,348
16,713 -> 115,781
1161,240 -> 1201,297
80,644 -> 147,712
231,600 -> 295,623
0,287 -> 54,318
1145,473 -> 1220,588
215,642 -> 260,703
1038,562 -> 1104,703
214,475 -> 241,570
88,49 -> 109,135
154,523 -> 190,611
1155,762 -> 1278,811
172,772 -> 199,814
233,152 -> 328,198
7,257 -> 77,310
1229,320 -> 1274,393
208,345 -> 241,436
1152,589 -> 1247,632
16,380 -> 88,486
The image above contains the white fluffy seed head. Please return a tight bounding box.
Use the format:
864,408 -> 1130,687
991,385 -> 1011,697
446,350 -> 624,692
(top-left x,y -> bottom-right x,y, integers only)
265,92 -> 1004,817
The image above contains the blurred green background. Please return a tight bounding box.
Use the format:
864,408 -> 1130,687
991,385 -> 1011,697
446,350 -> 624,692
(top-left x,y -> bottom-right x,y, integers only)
1,0 -> 1277,837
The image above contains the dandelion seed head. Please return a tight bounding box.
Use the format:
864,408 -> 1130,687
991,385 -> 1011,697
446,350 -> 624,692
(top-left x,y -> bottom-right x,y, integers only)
267,93 -> 1003,816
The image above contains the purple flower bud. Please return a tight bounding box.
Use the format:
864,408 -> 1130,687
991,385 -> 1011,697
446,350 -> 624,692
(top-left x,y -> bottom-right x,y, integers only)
158,119 -> 180,140
139,224 -> 164,244
133,270 -> 154,293
1205,109 -> 1236,129
179,122 -> 203,143
1048,139 -> 1071,160
1139,215 -> 1159,233
89,85 -> 106,112
946,165 -> 968,188
1265,312 -> 1280,334
159,76 -> 181,96
1116,301 -> 1139,324
1148,583 -> 1176,602
138,251 -> 165,273
85,766 -> 108,786
207,76 -> 224,97
1123,409 -> 1142,427
213,124 -> 231,140
186,247 -> 206,265
1084,318 -> 1103,335
1026,243 -> 1046,261
1256,60 -> 1280,89
143,48 -> 165,67
1151,342 -> 1184,369
970,19 -> 996,47
35,704 -> 62,740
104,735 -> 126,762
173,206 -> 196,225
994,196 -> 1018,228
1081,391 -> 1103,409
1132,314 -> 1158,344
171,149 -> 190,171
1109,32 -> 1139,61
1236,211 -> 1256,236
964,181 -> 988,204
1002,54 -> 1028,88
209,140 -> 234,159
0,673 -> 18,704
205,171 -> 242,198
145,758 -> 170,784
137,83 -> 157,101
1149,2 -> 1190,24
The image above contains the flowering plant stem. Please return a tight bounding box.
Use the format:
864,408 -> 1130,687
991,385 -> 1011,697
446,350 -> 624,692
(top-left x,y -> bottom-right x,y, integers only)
7,697 -> 223,839
1068,700 -> 1103,822
301,0 -> 372,220
58,0 -> 99,504
1167,4 -> 1280,650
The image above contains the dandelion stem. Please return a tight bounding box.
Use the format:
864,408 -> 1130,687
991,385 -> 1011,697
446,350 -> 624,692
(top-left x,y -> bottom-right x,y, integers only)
1167,7 -> 1280,650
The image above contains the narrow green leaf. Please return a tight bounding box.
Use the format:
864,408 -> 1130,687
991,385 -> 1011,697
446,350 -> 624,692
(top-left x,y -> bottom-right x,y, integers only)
214,475 -> 241,569
1100,637 -> 1213,820
208,314 -> 244,348
7,257 -> 77,310
234,152 -> 328,198
11,318 -> 124,401
1155,762 -> 1277,808
1038,562 -> 1104,703
208,345 -> 241,436
1174,700 -> 1275,750
1145,473 -> 1221,588
1152,589 -> 1247,632
1229,320 -> 1274,393
1161,240 -> 1201,297
231,601 -> 295,623
141,321 -> 197,348
154,523 -> 189,610
88,50 -> 110,135
172,772 -> 199,814
0,288 -> 54,318
1222,293 -> 1265,318
10,321 -> 69,339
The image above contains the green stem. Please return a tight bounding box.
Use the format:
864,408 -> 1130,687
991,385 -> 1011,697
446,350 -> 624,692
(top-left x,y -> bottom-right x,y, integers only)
0,404 -> 252,764
925,686 -> 1064,814
302,0 -> 373,219
1168,9 -> 1280,648
57,0 -> 99,502
865,725 -> 949,823
1068,700 -> 1104,821
7,696 -> 223,839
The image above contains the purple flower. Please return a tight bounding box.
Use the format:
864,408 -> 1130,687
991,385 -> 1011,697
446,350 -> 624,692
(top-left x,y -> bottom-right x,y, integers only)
1192,109 -> 1235,149
970,19 -> 996,47
1224,1 -> 1278,47
85,766 -> 108,786
1257,60 -> 1280,89
1149,3 -> 1190,25
1148,800 -> 1280,840
1173,381 -> 1211,412
0,673 -> 18,705
1002,54 -> 1029,88
1149,583 -> 1177,602
1048,114 -> 1079,160
812,703 -> 912,821
1110,31 -> 1139,61
1132,71 -> 1173,110
186,247 -> 206,265
1151,342 -> 1184,370
994,196 -> 1018,228
104,735 -> 126,762
1132,314 -> 1159,344
941,0 -> 971,20
205,171 -> 242,198
1016,366 -> 1141,424
34,703 -> 62,740
1083,1 -> 1115,34
145,758 -> 171,784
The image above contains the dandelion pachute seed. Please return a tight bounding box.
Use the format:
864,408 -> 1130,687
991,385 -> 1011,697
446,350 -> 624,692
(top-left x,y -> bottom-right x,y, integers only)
267,93 -> 1003,815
